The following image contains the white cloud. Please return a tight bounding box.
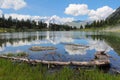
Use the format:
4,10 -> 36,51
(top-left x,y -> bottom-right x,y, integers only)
4,13 -> 74,24
0,0 -> 27,10
88,6 -> 114,20
65,4 -> 115,20
64,4 -> 89,16
5,13 -> 31,20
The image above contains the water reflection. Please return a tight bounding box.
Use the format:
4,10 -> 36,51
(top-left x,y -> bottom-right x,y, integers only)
90,33 -> 120,72
0,31 -> 74,52
88,39 -> 113,52
0,31 -> 115,61
65,44 -> 89,55
0,31 -> 120,72
46,31 -> 74,44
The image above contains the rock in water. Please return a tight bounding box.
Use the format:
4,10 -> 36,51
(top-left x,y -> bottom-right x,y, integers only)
29,46 -> 56,51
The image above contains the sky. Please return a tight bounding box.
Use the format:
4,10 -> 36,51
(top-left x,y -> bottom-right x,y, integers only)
0,0 -> 120,23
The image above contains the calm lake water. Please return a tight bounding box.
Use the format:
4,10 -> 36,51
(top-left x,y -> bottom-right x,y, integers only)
0,31 -> 120,72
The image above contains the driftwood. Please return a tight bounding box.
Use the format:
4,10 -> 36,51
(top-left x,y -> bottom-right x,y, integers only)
29,46 -> 56,51
111,69 -> 120,74
95,51 -> 110,60
0,54 -> 110,68
0,51 -> 111,69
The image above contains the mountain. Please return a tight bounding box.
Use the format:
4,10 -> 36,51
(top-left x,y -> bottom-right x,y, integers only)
72,20 -> 83,23
106,7 -> 120,23
65,20 -> 90,29
83,7 -> 120,30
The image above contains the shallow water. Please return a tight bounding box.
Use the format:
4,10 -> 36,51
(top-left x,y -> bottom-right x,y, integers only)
0,31 -> 120,72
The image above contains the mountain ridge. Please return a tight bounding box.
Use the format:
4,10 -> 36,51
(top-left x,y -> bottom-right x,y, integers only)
106,6 -> 120,23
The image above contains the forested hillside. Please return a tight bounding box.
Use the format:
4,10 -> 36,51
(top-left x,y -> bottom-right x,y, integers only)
85,7 -> 120,29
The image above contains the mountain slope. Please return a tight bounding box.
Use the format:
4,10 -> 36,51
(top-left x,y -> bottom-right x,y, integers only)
106,7 -> 120,23
65,20 -> 90,28
103,7 -> 120,32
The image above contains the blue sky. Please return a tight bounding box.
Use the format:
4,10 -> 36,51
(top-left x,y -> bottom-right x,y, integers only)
0,0 -> 120,22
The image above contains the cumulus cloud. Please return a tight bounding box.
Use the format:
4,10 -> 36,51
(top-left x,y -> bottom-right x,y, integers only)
4,13 -> 74,24
89,6 -> 114,20
64,4 -> 89,16
65,4 -> 115,20
5,13 -> 31,20
0,0 -> 27,10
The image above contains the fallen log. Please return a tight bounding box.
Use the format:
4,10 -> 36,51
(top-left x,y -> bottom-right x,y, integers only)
95,51 -> 110,60
71,60 -> 110,66
0,55 -> 110,67
111,69 -> 120,74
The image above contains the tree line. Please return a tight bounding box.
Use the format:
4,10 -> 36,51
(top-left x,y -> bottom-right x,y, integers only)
85,16 -> 120,29
0,15 -> 75,31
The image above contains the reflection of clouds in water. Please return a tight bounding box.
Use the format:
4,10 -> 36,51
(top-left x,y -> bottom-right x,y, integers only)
0,31 -> 74,51
47,37 -> 73,44
65,45 -> 88,55
46,31 -> 73,44
0,47 -> 4,51
65,38 -> 113,55
4,40 -> 50,47
88,39 -> 113,52
0,44 -> 5,51
4,37 -> 73,47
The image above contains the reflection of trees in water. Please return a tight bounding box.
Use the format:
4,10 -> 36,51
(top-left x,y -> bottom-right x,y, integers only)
0,31 -> 74,52
0,35 -> 46,45
0,31 -> 74,47
90,35 -> 103,40
0,32 -> 48,47
90,33 -> 120,54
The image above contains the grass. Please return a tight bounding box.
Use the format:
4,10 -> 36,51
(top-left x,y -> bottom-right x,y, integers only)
3,52 -> 28,57
16,52 -> 28,57
3,53 -> 15,57
0,58 -> 120,80
0,28 -> 17,33
102,24 -> 120,32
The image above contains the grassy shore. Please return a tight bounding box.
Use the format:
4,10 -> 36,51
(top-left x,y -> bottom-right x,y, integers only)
0,28 -> 48,33
0,58 -> 120,80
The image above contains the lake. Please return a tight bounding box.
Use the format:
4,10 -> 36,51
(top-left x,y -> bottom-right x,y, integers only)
0,31 -> 120,72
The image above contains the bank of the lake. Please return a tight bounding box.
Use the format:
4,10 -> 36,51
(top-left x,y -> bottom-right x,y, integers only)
0,28 -> 50,33
0,31 -> 120,79
91,32 -> 120,54
0,58 -> 120,80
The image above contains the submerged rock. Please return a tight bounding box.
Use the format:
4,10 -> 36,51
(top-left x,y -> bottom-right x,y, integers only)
65,43 -> 89,55
30,46 -> 56,51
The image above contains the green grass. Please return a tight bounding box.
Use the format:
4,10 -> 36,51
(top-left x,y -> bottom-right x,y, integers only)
16,52 -> 28,57
0,58 -> 120,80
3,52 -> 28,57
3,53 -> 15,57
0,28 -> 18,33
